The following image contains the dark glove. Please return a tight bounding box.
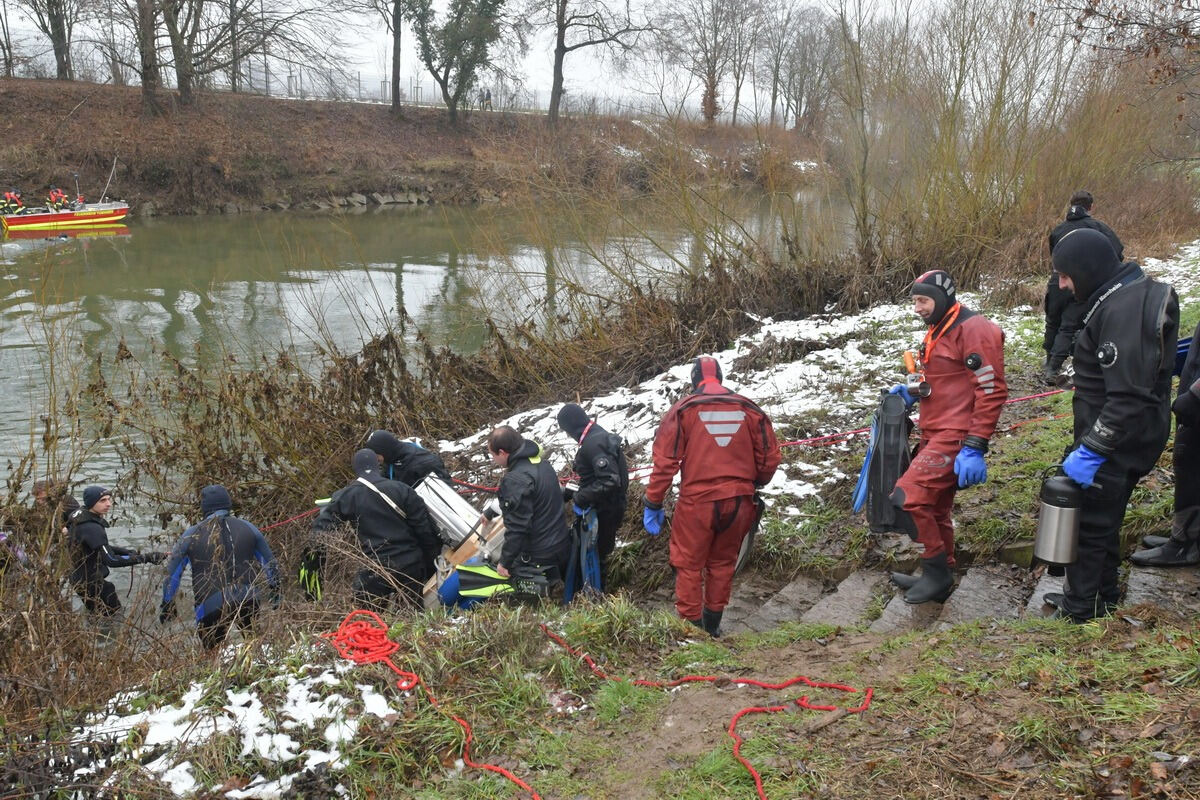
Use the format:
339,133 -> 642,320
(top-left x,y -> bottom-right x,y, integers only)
953,446 -> 987,488
561,485 -> 576,502
1173,387 -> 1200,428
158,600 -> 176,625
1063,444 -> 1105,488
145,551 -> 167,565
888,384 -> 917,409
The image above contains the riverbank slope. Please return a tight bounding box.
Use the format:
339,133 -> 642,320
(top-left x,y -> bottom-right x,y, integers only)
0,79 -> 807,216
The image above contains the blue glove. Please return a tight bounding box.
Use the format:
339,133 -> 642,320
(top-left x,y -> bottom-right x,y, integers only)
1063,444 -> 1105,488
953,446 -> 987,488
643,507 -> 664,535
888,384 -> 917,408
572,503 -> 587,517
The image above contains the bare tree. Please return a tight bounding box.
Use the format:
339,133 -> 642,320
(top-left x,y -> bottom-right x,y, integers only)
0,0 -> 18,76
15,0 -> 82,78
782,7 -> 836,135
405,0 -> 507,123
659,0 -> 735,123
158,0 -> 340,105
523,0 -> 649,124
755,0 -> 795,126
726,0 -> 760,125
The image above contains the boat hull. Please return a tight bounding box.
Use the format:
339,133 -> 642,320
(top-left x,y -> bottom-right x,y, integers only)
1,203 -> 130,231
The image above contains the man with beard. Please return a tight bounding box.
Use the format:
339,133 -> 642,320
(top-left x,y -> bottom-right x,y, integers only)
887,270 -> 1007,605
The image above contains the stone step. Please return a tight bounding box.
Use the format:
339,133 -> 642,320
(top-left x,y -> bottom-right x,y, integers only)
935,565 -> 1029,629
1025,570 -> 1064,617
738,575 -> 825,632
868,592 -> 945,634
1124,566 -> 1200,617
801,570 -> 889,627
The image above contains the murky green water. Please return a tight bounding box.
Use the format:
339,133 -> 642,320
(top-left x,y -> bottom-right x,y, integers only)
0,192 -> 846,547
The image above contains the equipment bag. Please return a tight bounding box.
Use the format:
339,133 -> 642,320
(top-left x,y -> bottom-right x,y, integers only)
866,392 -> 914,533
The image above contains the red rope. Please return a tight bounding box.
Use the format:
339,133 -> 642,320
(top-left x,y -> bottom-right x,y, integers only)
322,610 -> 541,799
540,623 -> 873,799
260,506 -> 319,531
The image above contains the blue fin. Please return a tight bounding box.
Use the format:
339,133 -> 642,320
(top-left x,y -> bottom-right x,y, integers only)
852,413 -> 880,513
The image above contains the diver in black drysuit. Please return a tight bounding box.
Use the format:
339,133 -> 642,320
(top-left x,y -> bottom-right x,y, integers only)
69,485 -> 164,616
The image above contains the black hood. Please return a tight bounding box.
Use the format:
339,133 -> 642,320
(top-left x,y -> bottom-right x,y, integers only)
1052,227 -> 1121,301
352,448 -> 381,479
1065,205 -> 1091,222
366,430 -> 406,463
510,438 -> 541,465
200,484 -> 232,516
556,403 -> 590,441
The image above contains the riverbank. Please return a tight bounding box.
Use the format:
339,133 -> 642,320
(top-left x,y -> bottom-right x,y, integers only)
0,79 -> 813,216
5,235 -> 1199,797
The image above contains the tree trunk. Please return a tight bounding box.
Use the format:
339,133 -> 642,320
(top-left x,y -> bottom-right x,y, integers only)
701,69 -> 719,123
47,0 -> 72,80
162,6 -> 195,105
229,0 -> 240,91
390,0 -> 401,109
136,0 -> 164,114
547,0 -> 567,125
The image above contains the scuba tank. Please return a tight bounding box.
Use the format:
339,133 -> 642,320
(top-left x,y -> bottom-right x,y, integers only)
1033,473 -> 1083,565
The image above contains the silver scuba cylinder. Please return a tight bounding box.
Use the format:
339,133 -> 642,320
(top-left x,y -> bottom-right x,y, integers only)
1033,472 -> 1084,565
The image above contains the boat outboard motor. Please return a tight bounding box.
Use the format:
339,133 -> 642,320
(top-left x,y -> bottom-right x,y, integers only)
1033,473 -> 1084,565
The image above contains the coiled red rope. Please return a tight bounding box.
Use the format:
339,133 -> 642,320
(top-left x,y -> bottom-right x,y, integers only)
321,609 -> 542,799
539,623 -> 874,799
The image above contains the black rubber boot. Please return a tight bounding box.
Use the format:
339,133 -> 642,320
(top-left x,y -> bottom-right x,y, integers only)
903,554 -> 953,605
687,617 -> 704,631
1141,534 -> 1169,549
1130,539 -> 1200,567
890,571 -> 919,589
1042,592 -> 1064,609
701,608 -> 723,638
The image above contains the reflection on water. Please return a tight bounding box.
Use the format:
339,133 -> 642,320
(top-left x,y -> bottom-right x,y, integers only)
0,191 -> 847,500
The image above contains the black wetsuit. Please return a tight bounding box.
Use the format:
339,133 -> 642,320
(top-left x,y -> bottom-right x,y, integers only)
568,422 -> 629,583
68,509 -> 154,615
162,511 -> 280,648
1044,207 -> 1124,372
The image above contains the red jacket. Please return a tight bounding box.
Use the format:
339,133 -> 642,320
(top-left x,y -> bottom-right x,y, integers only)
646,382 -> 781,505
918,307 -> 1007,442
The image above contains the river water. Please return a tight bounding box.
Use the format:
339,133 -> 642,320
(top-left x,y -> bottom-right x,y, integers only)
0,192 -> 845,552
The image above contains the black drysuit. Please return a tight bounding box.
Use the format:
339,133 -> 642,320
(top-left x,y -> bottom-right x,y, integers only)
1058,251 -> 1178,621
314,465 -> 441,609
68,509 -> 156,615
1044,207 -> 1125,371
1168,319 -> 1200,548
565,423 -> 629,582
366,430 -> 453,487
498,438 -> 570,577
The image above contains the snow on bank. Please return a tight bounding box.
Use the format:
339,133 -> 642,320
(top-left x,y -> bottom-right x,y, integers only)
53,241 -> 1200,798
439,241 -> 1200,505
62,653 -> 389,798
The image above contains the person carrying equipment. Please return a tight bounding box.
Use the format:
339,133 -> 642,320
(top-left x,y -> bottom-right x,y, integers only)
643,356 -> 780,636
556,403 -> 629,592
365,429 -> 453,488
311,448 -> 441,611
1043,229 -> 1178,621
68,486 -> 165,617
886,270 -> 1007,605
160,485 -> 280,649
486,426 -> 571,587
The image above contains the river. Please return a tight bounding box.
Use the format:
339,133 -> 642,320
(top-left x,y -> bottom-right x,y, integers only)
0,192 -> 846,553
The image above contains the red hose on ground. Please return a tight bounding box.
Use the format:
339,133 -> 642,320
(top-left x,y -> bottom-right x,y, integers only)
321,609 -> 542,799
540,623 -> 874,799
